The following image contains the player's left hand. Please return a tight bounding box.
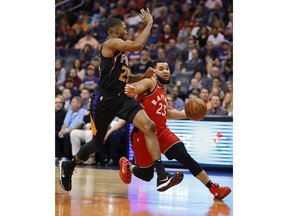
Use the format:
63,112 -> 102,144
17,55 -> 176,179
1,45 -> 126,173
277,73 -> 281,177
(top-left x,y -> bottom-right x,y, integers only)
125,84 -> 137,98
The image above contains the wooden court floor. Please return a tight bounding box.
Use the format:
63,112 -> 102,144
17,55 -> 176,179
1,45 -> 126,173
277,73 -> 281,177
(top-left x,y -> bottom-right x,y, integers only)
55,166 -> 233,216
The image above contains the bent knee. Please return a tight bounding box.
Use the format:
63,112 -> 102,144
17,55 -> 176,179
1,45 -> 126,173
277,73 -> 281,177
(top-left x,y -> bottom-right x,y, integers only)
141,120 -> 156,134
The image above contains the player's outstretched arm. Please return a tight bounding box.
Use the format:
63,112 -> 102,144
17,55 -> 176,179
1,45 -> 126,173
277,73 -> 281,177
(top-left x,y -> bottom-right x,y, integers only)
166,109 -> 187,120
106,8 -> 153,52
128,67 -> 155,83
125,76 -> 156,98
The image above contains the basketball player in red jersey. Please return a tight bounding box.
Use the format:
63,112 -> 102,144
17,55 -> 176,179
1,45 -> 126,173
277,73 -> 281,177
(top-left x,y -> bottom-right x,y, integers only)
108,59 -> 231,199
59,9 -> 183,192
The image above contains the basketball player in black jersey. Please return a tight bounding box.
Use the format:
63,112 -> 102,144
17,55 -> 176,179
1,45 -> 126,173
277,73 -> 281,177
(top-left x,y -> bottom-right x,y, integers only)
59,8 -> 183,192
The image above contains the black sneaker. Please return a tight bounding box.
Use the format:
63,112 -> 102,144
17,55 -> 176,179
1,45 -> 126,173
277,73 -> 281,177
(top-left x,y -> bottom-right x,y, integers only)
59,160 -> 75,191
157,172 -> 184,192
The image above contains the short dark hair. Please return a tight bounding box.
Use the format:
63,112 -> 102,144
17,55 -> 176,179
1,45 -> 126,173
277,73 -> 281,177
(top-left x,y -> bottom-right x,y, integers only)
105,18 -> 123,34
151,59 -> 167,69
201,87 -> 210,94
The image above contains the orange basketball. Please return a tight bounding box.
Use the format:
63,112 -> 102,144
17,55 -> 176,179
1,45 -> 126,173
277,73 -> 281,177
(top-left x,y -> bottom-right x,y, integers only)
185,97 -> 207,121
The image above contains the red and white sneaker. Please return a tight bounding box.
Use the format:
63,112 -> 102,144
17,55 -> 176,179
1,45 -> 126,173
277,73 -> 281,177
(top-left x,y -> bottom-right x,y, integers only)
119,157 -> 132,184
209,183 -> 231,200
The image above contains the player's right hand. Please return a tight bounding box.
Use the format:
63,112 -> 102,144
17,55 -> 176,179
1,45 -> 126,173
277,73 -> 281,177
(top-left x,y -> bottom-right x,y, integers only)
139,8 -> 153,25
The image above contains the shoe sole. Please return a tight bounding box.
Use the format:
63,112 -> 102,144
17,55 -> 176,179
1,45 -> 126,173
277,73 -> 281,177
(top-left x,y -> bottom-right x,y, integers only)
215,188 -> 231,200
59,160 -> 71,191
157,172 -> 184,192
119,157 -> 131,184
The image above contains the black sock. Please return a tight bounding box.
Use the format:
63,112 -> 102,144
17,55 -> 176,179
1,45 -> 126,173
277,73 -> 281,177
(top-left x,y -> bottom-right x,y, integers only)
205,180 -> 213,188
154,159 -> 166,179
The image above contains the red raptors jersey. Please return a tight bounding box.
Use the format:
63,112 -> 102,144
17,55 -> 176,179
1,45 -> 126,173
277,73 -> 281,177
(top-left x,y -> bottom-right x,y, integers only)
132,81 -> 181,167
135,81 -> 168,131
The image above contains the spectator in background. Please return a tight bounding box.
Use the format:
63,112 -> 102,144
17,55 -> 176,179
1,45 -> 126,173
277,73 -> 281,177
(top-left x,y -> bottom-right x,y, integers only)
65,29 -> 80,48
226,81 -> 233,94
177,3 -> 193,31
55,95 -> 67,163
175,34 -> 186,51
217,40 -> 231,63
165,9 -> 179,33
206,95 -> 228,116
208,1 -> 225,25
171,85 -> 185,111
146,24 -> 161,51
80,44 -> 96,62
177,21 -> 193,46
222,54 -> 233,82
55,58 -> 67,91
180,38 -> 198,62
79,88 -> 91,110
166,94 -> 175,110
165,38 -> 182,71
209,13 -> 225,32
199,41 -> 218,63
89,1 -> 107,23
204,65 -> 226,92
126,27 -> 136,41
62,88 -> 72,110
196,26 -> 210,48
66,68 -> 82,91
209,86 -> 224,101
199,87 -> 212,110
187,91 -> 200,102
134,21 -> 146,38
74,29 -> 99,50
211,77 -> 225,99
89,1 -> 102,18
223,3 -> 233,25
92,20 -> 107,44
58,96 -> 87,160
62,78 -> 80,98
222,92 -> 233,116
205,54 -> 221,77
172,58 -> 184,75
207,26 -> 225,47
155,46 -> 170,66
70,109 -> 96,165
192,70 -> 207,90
205,0 -> 223,11
79,64 -> 99,93
187,78 -> 201,98
90,56 -> 101,77
167,4 -> 180,25
115,1 -> 126,18
124,9 -> 142,28
182,48 -> 205,75
131,48 -> 153,74
224,12 -> 233,42
191,4 -> 208,27
71,14 -> 88,37
72,58 -> 85,81
56,18 -> 70,48
108,7 -> 124,21
154,6 -> 167,28
159,24 -> 177,47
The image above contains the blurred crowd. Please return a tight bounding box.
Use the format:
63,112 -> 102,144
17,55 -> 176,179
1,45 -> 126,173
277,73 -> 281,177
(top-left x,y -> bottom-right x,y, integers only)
55,0 -> 233,164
